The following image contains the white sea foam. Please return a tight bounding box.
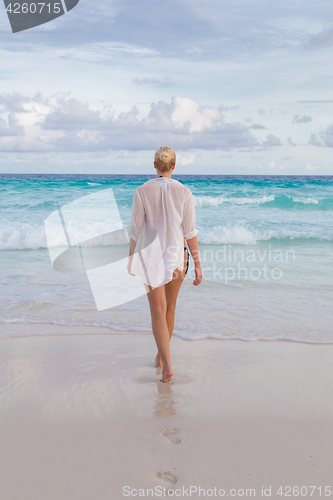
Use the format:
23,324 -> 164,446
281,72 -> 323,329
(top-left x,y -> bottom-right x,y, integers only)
1,219 -> 332,250
173,331 -> 333,344
194,194 -> 275,206
198,222 -> 333,245
194,194 -> 325,207
0,222 -> 47,250
0,219 -> 127,250
0,316 -> 151,332
1,317 -> 332,344
291,196 -> 319,204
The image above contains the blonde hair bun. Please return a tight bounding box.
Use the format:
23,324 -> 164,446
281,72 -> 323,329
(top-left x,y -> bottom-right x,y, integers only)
160,152 -> 170,162
154,146 -> 176,173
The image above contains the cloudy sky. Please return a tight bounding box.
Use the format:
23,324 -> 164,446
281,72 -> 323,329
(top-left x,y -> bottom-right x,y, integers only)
0,0 -> 332,174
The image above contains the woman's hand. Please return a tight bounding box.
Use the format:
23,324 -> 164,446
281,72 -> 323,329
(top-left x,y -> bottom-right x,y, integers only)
127,256 -> 135,276
193,266 -> 202,286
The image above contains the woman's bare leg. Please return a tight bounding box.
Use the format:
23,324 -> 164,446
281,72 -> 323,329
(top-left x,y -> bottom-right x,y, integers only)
165,265 -> 186,339
146,283 -> 173,382
155,251 -> 187,368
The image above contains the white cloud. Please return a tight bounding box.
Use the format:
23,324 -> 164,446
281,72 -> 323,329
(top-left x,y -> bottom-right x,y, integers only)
288,136 -> 297,146
308,125 -> 333,147
251,123 -> 266,129
321,125 -> 333,147
133,77 -> 174,87
116,150 -> 137,158
304,24 -> 333,50
261,161 -> 287,171
0,92 -> 258,152
293,114 -> 313,123
305,163 -> 316,171
170,96 -> 222,133
178,154 -> 196,166
308,132 -> 321,146
263,134 -> 283,147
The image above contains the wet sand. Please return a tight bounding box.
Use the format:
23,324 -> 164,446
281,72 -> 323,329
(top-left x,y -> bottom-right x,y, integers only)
0,333 -> 333,499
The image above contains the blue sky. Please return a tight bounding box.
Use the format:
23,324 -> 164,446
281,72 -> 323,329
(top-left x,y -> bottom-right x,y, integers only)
0,0 -> 332,174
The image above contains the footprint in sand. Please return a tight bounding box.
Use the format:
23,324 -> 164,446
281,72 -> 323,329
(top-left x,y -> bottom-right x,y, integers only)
161,428 -> 182,444
154,398 -> 176,417
153,471 -> 177,484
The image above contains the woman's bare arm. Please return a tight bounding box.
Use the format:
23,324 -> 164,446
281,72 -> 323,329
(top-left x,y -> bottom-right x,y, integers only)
127,237 -> 136,275
186,235 -> 202,286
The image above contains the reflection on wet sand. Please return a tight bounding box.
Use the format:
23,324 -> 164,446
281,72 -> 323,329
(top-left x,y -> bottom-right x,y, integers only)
154,371 -> 177,418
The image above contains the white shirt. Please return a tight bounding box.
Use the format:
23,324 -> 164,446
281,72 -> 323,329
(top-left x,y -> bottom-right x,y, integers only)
128,177 -> 197,287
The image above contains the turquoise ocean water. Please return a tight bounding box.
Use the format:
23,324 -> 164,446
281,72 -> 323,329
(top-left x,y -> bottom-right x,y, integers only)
0,174 -> 332,342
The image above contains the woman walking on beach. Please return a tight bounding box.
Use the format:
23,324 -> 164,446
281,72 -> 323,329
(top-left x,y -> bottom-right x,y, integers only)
127,147 -> 202,383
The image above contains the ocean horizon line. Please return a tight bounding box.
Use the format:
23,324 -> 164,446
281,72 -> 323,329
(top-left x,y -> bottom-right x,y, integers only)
1,173 -> 333,179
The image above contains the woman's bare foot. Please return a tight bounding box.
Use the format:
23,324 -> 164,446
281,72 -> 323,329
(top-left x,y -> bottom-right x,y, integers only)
161,365 -> 173,383
154,353 -> 162,368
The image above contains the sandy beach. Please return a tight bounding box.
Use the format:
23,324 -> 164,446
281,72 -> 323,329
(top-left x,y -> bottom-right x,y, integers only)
0,332 -> 332,499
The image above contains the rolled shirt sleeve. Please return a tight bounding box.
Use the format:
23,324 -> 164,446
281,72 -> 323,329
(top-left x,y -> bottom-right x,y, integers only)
182,192 -> 198,240
128,188 -> 145,242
